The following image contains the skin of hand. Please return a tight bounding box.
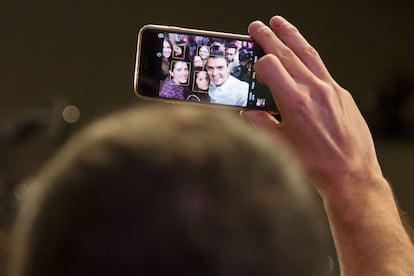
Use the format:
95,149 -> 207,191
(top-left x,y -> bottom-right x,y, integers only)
242,16 -> 414,275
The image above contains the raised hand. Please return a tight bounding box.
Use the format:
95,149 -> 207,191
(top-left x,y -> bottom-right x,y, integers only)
242,16 -> 414,276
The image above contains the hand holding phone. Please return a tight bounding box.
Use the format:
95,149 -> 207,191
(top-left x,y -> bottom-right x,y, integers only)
134,24 -> 278,113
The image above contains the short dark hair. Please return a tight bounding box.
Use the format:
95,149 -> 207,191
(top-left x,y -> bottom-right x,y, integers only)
225,43 -> 237,50
207,50 -> 228,67
209,48 -> 225,57
10,104 -> 335,276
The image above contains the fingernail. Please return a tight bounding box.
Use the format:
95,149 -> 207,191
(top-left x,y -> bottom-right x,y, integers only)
270,15 -> 285,28
248,20 -> 265,33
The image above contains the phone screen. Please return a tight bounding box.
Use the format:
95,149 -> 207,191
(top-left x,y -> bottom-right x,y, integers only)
135,26 -> 277,112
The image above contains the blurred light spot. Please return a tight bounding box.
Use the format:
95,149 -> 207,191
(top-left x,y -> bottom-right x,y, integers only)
62,105 -> 80,123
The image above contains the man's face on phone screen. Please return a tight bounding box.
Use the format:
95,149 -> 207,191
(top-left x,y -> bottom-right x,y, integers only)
206,57 -> 229,86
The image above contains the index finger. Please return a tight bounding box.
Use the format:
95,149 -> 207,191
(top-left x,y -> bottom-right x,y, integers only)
253,53 -> 302,119
248,20 -> 314,82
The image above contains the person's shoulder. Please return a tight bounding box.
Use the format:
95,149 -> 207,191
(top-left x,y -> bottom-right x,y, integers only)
230,75 -> 248,89
163,77 -> 175,88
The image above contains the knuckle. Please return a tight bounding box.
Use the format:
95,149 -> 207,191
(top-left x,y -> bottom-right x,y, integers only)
290,92 -> 311,114
300,45 -> 319,59
308,81 -> 334,104
341,88 -> 353,99
285,23 -> 299,35
277,48 -> 295,60
258,25 -> 276,39
255,54 -> 276,69
257,53 -> 275,63
318,81 -> 333,94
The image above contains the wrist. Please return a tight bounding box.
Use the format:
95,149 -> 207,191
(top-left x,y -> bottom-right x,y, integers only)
320,172 -> 395,221
313,165 -> 387,204
320,174 -> 414,275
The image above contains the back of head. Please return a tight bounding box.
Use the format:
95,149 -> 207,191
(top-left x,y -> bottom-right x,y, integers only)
10,104 -> 334,276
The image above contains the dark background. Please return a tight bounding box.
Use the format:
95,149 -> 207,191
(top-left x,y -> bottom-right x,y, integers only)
1,0 -> 414,267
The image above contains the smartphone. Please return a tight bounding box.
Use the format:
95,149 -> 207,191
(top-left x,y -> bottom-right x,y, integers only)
134,24 -> 277,113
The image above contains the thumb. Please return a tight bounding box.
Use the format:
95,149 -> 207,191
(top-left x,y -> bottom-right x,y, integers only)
240,110 -> 283,139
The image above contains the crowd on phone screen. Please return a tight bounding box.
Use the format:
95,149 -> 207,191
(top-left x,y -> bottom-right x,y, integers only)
159,32 -> 254,104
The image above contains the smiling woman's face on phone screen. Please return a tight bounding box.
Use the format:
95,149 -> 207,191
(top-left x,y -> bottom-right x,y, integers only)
171,61 -> 189,85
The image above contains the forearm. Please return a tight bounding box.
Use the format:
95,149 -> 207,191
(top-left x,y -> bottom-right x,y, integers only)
322,175 -> 414,275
